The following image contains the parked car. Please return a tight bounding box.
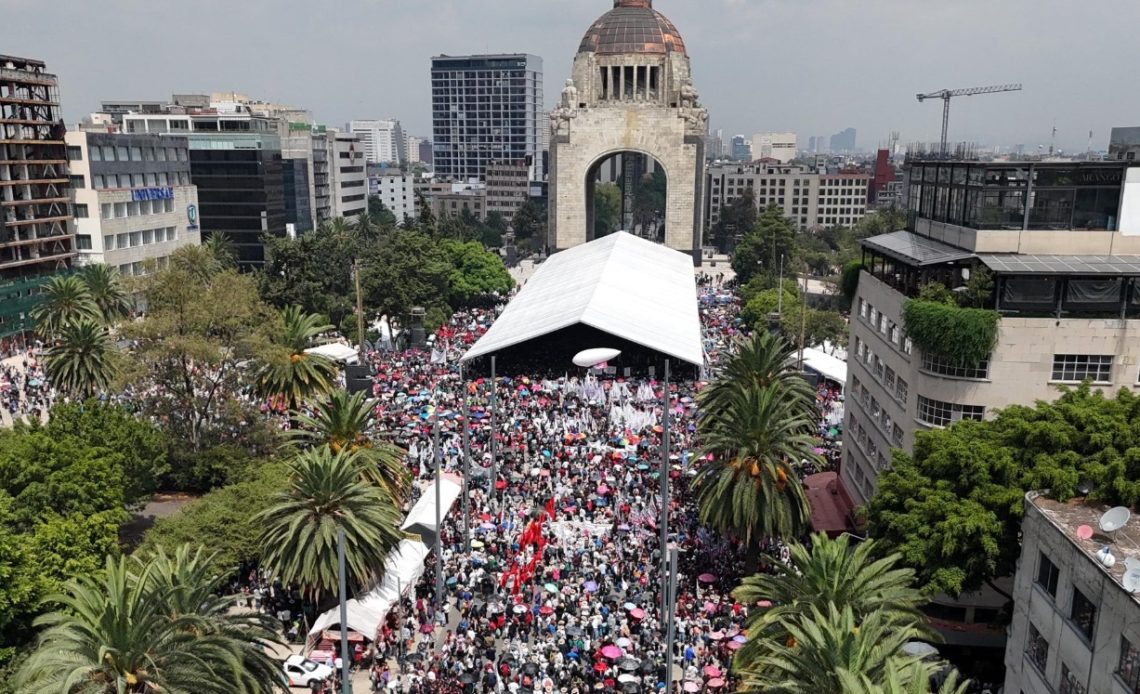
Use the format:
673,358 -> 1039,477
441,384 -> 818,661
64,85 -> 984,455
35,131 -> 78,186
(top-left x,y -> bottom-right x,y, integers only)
282,655 -> 333,689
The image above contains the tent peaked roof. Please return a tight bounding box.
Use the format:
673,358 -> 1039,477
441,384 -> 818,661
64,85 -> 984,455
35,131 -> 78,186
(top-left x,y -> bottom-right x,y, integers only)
462,231 -> 703,367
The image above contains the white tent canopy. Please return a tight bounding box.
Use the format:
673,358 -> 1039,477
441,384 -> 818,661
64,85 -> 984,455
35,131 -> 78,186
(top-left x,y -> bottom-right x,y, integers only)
801,348 -> 847,390
307,474 -> 464,641
400,473 -> 464,549
304,343 -> 360,365
461,232 -> 703,367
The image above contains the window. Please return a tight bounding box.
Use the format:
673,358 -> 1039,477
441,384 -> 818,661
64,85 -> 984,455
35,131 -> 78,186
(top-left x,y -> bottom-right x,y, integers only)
90,146 -> 102,162
116,146 -> 129,161
93,174 -> 105,189
884,366 -> 896,391
917,396 -> 984,428
895,378 -> 908,405
869,307 -> 878,325
75,235 -> 92,250
73,204 -> 88,218
114,202 -> 127,218
1052,354 -> 1113,383
101,203 -> 113,220
66,145 -> 83,161
104,234 -> 115,251
922,353 -> 990,379
1060,664 -> 1087,694
116,233 -> 128,249
1036,552 -> 1059,598
101,145 -> 115,161
892,424 -> 904,446
903,336 -> 913,355
1026,623 -> 1049,673
1118,636 -> 1140,692
1069,587 -> 1096,642
69,175 -> 85,189
873,356 -> 884,380
130,146 -> 143,161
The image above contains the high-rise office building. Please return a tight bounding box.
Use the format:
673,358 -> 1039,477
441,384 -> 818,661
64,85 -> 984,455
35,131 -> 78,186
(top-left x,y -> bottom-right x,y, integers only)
830,127 -> 857,153
350,119 -> 405,165
368,168 -> 417,223
0,55 -> 76,337
327,130 -> 367,219
65,128 -> 200,274
405,135 -> 422,165
751,132 -> 797,164
730,135 -> 752,161
431,54 -> 543,181
705,161 -> 869,233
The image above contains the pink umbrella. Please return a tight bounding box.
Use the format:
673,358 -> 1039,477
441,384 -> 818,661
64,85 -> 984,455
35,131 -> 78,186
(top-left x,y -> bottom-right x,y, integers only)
600,644 -> 622,659
756,600 -> 773,608
703,601 -> 716,613
630,607 -> 646,619
727,641 -> 742,651
683,683 -> 700,693
703,666 -> 722,678
597,484 -> 610,495
697,573 -> 716,583
707,678 -> 726,688
709,631 -> 724,640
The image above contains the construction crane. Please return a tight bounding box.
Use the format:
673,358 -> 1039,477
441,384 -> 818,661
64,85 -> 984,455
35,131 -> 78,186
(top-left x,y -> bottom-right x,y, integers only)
916,83 -> 1022,155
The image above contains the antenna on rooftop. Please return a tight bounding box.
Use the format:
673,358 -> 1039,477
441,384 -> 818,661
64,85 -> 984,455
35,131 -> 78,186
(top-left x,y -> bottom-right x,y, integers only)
1099,506 -> 1132,543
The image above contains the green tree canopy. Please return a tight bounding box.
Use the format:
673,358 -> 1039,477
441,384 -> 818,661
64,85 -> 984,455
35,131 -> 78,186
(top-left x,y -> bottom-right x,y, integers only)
712,188 -> 757,251
511,199 -> 546,242
732,205 -> 797,285
442,239 -> 515,307
367,196 -> 398,227
867,385 -> 1140,597
593,182 -> 622,238
259,230 -> 358,329
360,229 -> 453,332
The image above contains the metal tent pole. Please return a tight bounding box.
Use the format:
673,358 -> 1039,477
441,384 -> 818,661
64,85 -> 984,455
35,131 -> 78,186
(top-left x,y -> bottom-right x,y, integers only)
336,529 -> 352,694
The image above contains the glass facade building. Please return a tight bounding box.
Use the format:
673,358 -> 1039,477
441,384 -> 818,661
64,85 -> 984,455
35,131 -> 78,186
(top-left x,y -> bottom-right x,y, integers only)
431,54 -> 543,182
907,161 -> 1125,232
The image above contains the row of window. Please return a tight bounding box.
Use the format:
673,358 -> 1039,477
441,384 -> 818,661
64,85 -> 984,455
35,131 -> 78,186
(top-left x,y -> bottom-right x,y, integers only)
922,352 -> 990,380
851,375 -> 904,448
916,395 -> 985,428
117,256 -> 170,277
853,338 -> 909,407
857,299 -> 914,356
848,409 -> 892,473
105,227 -> 180,251
89,172 -> 190,190
846,451 -> 875,500
73,144 -> 189,163
101,199 -> 176,220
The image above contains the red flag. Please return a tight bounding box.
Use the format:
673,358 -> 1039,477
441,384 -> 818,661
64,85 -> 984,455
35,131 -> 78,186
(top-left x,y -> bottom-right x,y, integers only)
545,498 -> 556,521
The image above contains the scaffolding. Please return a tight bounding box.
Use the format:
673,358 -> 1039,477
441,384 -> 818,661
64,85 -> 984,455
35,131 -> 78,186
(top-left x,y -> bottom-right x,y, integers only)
0,55 -> 74,281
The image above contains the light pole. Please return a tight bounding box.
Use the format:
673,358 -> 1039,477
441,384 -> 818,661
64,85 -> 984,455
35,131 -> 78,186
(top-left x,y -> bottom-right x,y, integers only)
660,358 -> 670,591
461,363 -> 471,555
336,528 -> 352,694
432,414 -> 444,612
489,355 -> 497,497
664,545 -> 679,694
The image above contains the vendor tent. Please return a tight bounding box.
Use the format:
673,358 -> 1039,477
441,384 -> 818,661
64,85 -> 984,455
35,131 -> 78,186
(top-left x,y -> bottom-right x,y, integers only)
461,232 -> 703,370
400,472 -> 464,549
800,348 -> 847,391
304,342 -> 360,365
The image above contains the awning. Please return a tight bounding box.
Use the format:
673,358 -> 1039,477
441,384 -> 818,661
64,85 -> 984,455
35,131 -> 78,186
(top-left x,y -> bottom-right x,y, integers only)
804,472 -> 855,538
979,253 -> 1140,276
304,343 -> 360,364
800,348 -> 847,390
862,230 -> 974,267
461,232 -> 703,367
400,472 -> 464,549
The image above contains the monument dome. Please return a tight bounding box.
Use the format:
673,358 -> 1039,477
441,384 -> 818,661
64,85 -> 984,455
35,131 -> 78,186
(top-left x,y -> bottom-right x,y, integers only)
578,0 -> 686,56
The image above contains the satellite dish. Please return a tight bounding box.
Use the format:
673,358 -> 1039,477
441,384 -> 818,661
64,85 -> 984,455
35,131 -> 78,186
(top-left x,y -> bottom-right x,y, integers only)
572,348 -> 622,368
1126,556 -> 1140,573
1100,507 -> 1132,535
1076,525 -> 1094,541
1125,569 -> 1140,594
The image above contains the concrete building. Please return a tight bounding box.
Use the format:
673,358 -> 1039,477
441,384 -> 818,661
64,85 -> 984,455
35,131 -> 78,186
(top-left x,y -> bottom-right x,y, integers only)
431,54 -> 544,182
350,119 -> 405,165
548,0 -> 706,261
312,129 -> 331,224
327,130 -> 367,220
1110,127 -> 1140,163
485,159 -> 530,222
751,131 -> 797,164
119,105 -> 288,268
706,161 -> 869,232
418,139 -> 433,166
0,55 -> 75,337
405,134 -> 422,165
1004,492 -> 1140,694
65,129 -> 200,274
842,159 -> 1140,509
432,188 -> 487,222
368,169 -> 417,223
730,135 -> 751,161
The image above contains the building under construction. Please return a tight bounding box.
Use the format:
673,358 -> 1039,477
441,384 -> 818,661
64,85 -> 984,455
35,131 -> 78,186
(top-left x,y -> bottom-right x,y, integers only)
0,55 -> 74,337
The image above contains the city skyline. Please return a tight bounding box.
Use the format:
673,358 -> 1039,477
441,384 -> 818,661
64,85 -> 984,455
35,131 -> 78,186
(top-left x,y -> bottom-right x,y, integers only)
3,0 -> 1139,152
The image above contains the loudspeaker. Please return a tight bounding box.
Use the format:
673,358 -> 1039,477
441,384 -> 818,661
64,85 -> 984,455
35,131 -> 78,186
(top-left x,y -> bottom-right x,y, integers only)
345,365 -> 373,395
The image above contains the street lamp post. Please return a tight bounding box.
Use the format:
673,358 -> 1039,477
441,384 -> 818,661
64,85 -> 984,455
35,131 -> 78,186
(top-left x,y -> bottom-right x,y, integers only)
664,545 -> 679,694
489,355 -> 497,497
660,358 -> 671,594
432,415 -> 444,612
336,528 -> 352,694
461,364 -> 471,554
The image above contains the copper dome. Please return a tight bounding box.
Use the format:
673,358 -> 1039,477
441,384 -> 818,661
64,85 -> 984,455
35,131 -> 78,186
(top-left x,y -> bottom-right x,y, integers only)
578,0 -> 686,56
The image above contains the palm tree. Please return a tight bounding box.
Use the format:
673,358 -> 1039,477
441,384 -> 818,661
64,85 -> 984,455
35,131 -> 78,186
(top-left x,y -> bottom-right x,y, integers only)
78,263 -> 131,324
201,232 -> 237,268
30,274 -> 101,339
693,383 -> 816,552
256,448 -> 404,599
290,389 -> 409,501
837,662 -> 970,694
43,319 -> 118,399
143,545 -> 282,691
737,603 -> 933,694
355,211 -> 379,241
699,330 -> 816,424
15,552 -> 282,694
733,533 -> 932,671
255,305 -> 337,409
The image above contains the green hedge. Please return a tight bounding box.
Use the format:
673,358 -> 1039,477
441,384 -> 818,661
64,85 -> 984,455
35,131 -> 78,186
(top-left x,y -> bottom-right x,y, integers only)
839,261 -> 863,304
902,299 -> 999,366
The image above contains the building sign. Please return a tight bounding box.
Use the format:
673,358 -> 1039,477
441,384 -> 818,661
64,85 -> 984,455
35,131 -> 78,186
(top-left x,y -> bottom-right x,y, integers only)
131,187 -> 174,201
187,204 -> 199,231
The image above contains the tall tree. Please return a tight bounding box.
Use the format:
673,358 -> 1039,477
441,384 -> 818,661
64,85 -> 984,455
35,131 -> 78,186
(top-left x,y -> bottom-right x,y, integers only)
867,385 -> 1140,597
259,232 -> 357,329
733,533 -> 931,670
42,319 -> 117,400
359,229 -> 452,336
119,246 -> 275,451
441,239 -> 515,307
593,182 -> 622,238
256,448 -> 404,600
15,551 -> 281,694
30,275 -> 101,339
290,390 -> 409,501
732,204 -> 797,285
511,199 -> 546,242
712,188 -> 757,251
254,305 -> 337,410
77,264 -> 130,324
367,197 -> 398,228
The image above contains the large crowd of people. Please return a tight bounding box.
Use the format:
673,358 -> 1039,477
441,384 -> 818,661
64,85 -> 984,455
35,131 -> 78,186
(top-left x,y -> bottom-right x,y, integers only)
336,283 -> 838,693
0,344 -> 54,427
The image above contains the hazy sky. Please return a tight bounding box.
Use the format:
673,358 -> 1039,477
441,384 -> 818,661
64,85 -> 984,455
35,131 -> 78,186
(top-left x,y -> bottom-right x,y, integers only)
3,0 -> 1137,152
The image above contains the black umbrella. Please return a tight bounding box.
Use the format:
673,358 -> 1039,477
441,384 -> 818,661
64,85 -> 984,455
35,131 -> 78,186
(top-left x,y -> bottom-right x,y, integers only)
523,662 -> 539,676
459,672 -> 477,684
619,659 -> 639,672
621,682 -> 641,693
639,660 -> 656,675
405,652 -> 424,663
